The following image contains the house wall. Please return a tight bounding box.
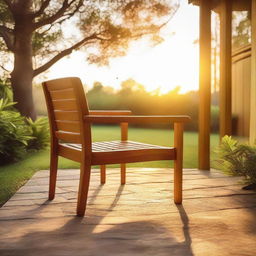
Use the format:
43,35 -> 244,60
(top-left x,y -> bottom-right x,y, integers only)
232,45 -> 251,136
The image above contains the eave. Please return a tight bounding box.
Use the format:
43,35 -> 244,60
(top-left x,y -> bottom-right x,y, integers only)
188,0 -> 251,11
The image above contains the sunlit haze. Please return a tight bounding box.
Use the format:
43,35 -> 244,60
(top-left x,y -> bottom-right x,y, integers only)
46,0 -> 199,94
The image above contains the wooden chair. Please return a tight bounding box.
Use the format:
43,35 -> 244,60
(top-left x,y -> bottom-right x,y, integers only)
42,77 -> 190,216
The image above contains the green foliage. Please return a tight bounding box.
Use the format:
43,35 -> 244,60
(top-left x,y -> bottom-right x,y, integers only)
214,136 -> 256,185
32,30 -> 63,56
0,99 -> 33,164
0,0 -> 179,118
26,117 -> 50,151
0,0 -> 179,69
232,12 -> 251,49
35,79 -> 221,133
86,80 -> 221,132
0,79 -> 12,102
0,80 -> 49,165
0,1 -> 12,24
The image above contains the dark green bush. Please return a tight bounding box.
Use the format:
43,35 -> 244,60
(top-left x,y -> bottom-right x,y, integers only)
0,99 -> 33,164
214,136 -> 256,186
26,117 -> 50,151
0,80 -> 50,165
0,79 -> 12,101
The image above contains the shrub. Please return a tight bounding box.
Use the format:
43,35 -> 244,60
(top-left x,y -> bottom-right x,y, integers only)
214,136 -> 256,188
0,79 -> 13,103
0,80 -> 50,165
26,117 -> 50,151
0,99 -> 33,164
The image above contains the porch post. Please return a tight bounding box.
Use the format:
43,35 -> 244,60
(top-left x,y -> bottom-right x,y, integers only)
250,0 -> 256,144
199,0 -> 211,170
219,0 -> 232,138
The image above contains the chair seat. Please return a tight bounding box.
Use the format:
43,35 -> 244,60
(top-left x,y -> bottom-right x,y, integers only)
59,141 -> 176,165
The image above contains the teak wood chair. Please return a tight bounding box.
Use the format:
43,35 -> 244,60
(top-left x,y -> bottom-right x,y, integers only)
42,77 -> 191,216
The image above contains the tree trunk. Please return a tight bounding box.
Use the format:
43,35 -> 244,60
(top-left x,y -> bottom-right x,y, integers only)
11,68 -> 36,120
10,14 -> 36,120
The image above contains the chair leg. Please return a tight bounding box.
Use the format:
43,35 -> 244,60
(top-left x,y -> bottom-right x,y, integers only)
121,163 -> 126,184
77,162 -> 91,217
100,165 -> 106,184
48,153 -> 58,200
174,159 -> 182,204
174,123 -> 184,204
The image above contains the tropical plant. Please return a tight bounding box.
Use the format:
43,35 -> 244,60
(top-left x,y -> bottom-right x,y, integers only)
0,98 -> 33,164
214,136 -> 256,189
26,117 -> 50,151
0,79 -> 12,102
232,12 -> 251,49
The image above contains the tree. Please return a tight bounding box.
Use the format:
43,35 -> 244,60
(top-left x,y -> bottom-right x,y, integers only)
0,0 -> 179,119
120,78 -> 146,95
232,11 -> 251,49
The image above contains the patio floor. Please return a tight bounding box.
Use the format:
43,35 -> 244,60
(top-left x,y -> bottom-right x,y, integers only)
0,168 -> 256,256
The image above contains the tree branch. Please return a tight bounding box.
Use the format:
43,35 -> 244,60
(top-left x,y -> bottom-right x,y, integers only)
33,0 -> 69,29
33,33 -> 98,77
0,63 -> 11,73
0,25 -> 14,51
2,0 -> 14,13
33,0 -> 83,29
32,0 -> 51,18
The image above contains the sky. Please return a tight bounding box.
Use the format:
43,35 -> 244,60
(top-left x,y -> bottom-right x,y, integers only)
46,0 -> 200,94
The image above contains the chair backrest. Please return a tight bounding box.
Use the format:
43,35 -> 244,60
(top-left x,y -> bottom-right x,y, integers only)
42,77 -> 91,146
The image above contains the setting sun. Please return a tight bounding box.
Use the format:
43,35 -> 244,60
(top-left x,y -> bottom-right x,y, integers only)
46,0 -> 199,94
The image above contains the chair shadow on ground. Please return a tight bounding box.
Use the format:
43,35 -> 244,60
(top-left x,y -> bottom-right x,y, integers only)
0,184 -> 195,256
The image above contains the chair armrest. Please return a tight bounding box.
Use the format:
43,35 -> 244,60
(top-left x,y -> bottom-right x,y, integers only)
88,111 -> 131,142
84,115 -> 191,124
89,110 -> 132,116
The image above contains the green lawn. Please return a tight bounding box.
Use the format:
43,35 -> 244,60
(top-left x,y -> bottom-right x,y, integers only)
0,125 -> 220,206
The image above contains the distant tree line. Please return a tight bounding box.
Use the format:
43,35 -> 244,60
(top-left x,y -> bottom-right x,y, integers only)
86,79 -> 220,132
34,78 -> 220,132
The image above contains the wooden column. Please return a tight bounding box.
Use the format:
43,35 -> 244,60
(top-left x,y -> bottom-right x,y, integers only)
250,0 -> 256,144
199,0 -> 211,170
219,0 -> 232,138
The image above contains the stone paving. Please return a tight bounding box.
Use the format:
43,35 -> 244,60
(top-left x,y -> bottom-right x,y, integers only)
0,168 -> 256,256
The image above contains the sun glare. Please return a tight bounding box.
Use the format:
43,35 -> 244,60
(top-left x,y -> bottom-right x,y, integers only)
46,0 -> 199,94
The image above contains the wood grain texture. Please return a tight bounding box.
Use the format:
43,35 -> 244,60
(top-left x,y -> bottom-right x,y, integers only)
120,122 -> 128,184
52,99 -> 77,111
55,131 -> 81,143
219,0 -> 232,137
199,0 -> 211,170
250,0 -> 256,144
84,115 -> 191,124
174,123 -> 183,204
54,110 -> 79,121
50,88 -> 75,100
89,110 -> 132,116
55,120 -> 80,133
100,165 -> 106,184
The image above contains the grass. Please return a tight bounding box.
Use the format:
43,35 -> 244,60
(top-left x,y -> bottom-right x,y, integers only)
0,125 -> 220,206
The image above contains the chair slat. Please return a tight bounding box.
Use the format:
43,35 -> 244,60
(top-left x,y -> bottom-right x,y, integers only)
91,148 -> 175,165
56,120 -> 80,133
52,99 -> 77,111
58,144 -> 81,162
54,110 -> 79,121
55,131 -> 81,143
46,79 -> 75,91
50,88 -> 75,100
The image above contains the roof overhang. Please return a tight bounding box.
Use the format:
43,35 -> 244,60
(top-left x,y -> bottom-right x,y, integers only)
188,0 -> 251,11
